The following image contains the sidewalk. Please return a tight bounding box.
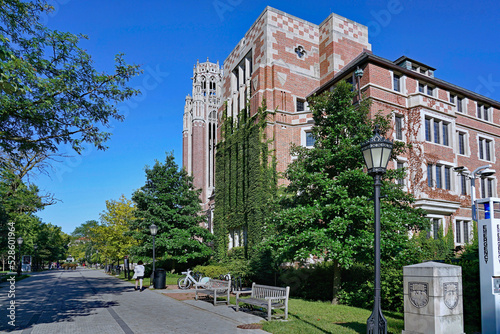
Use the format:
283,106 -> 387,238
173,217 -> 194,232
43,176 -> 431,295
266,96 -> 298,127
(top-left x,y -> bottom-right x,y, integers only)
0,268 -> 270,333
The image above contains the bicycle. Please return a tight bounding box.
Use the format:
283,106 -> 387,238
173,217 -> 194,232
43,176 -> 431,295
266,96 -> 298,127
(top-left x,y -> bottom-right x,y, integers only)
177,269 -> 210,289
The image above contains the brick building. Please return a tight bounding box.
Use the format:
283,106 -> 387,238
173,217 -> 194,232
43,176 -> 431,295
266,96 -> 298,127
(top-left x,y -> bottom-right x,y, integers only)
183,6 -> 500,246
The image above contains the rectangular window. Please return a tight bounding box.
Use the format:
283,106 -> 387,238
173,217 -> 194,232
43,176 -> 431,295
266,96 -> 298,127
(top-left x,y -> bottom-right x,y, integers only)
395,116 -> 403,140
419,83 -> 425,93
477,104 -> 482,119
450,94 -> 455,104
445,166 -> 451,190
397,162 -> 404,186
427,86 -> 434,96
425,118 -> 431,141
427,164 -> 433,187
458,132 -> 465,155
488,178 -> 494,197
433,218 -> 440,240
393,74 -> 401,92
457,97 -> 463,112
436,165 -> 442,188
479,138 -> 493,161
305,132 -> 316,147
456,220 -> 462,244
433,121 -> 439,144
481,178 -> 486,198
464,222 -> 469,243
296,99 -> 305,112
484,106 -> 489,121
442,123 -> 448,146
461,174 -> 467,195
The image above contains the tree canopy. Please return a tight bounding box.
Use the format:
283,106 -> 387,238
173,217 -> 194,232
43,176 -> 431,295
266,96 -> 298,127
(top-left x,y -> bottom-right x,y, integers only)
268,81 -> 429,302
0,0 -> 141,163
129,153 -> 213,263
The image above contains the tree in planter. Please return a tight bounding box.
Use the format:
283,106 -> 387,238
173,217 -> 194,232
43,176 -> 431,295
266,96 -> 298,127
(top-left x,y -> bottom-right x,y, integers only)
129,153 -> 213,264
269,81 -> 429,304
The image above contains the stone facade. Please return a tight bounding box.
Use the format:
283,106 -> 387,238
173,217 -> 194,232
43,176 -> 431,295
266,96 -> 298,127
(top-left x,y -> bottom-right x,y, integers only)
182,6 -> 500,246
183,59 -> 222,230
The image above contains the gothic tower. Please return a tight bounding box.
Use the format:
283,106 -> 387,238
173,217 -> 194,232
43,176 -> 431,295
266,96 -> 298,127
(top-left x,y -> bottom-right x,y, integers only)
183,59 -> 222,228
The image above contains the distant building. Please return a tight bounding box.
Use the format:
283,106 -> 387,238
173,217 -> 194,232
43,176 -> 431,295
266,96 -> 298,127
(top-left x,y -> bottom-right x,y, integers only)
183,6 -> 500,247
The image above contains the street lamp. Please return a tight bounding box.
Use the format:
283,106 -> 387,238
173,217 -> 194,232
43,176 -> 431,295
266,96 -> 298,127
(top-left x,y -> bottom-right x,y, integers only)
17,237 -> 23,277
361,126 -> 393,334
34,244 -> 38,271
149,224 -> 158,287
454,165 -> 496,221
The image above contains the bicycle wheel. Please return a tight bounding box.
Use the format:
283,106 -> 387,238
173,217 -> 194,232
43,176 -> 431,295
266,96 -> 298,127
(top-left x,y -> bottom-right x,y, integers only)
177,277 -> 191,290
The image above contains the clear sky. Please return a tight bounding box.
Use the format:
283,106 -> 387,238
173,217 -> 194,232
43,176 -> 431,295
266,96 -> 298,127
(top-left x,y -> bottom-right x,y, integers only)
33,0 -> 500,234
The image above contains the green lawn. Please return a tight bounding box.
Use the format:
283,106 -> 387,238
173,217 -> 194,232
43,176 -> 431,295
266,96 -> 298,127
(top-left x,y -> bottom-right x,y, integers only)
234,298 -> 404,334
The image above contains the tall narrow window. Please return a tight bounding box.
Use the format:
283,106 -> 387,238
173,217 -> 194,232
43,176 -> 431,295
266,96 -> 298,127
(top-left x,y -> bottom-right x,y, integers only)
442,123 -> 448,146
477,104 -> 482,119
444,166 -> 451,190
458,132 -> 465,155
397,162 -> 404,186
479,138 -> 484,160
450,94 -> 455,103
481,178 -> 486,198
484,106 -> 489,121
425,118 -> 431,141
436,165 -> 442,188
461,174 -> 467,195
464,222 -> 470,243
393,74 -> 401,92
427,164 -> 433,187
395,116 -> 403,140
434,121 -> 440,144
457,97 -> 463,112
433,219 -> 440,240
456,220 -> 462,244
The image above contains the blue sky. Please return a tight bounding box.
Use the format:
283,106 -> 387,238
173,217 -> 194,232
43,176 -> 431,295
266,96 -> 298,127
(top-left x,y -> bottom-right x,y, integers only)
33,0 -> 500,234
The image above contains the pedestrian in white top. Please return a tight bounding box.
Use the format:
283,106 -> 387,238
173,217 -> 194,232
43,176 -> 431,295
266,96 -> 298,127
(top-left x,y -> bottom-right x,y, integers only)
133,261 -> 145,291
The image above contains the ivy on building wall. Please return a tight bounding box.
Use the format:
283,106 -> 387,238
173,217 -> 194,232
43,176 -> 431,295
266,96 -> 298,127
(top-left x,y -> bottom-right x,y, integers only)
213,100 -> 277,260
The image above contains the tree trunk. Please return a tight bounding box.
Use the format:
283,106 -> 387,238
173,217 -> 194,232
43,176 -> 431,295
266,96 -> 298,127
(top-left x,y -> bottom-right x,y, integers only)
331,259 -> 341,304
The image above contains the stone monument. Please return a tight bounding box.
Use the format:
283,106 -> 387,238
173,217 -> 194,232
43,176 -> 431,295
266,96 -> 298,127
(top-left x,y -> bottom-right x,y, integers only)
402,261 -> 464,334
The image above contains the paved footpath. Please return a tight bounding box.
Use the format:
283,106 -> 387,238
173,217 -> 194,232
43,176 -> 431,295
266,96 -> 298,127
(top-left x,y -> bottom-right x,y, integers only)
0,269 -> 269,334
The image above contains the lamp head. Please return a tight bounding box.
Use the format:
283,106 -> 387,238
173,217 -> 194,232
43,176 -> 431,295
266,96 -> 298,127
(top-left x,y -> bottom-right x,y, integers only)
361,125 -> 394,175
149,224 -> 158,236
479,168 -> 496,178
453,166 -> 470,175
17,237 -> 23,245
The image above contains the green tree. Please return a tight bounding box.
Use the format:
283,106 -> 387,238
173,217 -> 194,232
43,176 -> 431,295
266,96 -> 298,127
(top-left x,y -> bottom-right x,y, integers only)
269,81 -> 428,303
0,0 -> 141,163
91,196 -> 137,265
129,152 -> 213,264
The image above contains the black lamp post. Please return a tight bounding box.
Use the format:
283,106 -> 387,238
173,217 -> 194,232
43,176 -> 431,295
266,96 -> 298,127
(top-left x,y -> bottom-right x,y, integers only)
361,126 -> 393,334
34,244 -> 38,271
17,237 -> 23,277
149,224 -> 158,287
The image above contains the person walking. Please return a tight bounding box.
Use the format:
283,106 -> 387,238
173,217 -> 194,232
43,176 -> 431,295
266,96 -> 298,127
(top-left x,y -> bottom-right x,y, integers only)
132,261 -> 145,291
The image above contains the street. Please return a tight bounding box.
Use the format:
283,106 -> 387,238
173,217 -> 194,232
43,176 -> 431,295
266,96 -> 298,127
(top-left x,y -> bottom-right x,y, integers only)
0,269 -> 268,334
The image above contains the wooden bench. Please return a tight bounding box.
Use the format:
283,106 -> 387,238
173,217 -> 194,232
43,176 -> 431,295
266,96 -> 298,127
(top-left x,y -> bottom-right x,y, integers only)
195,279 -> 231,306
235,282 -> 290,321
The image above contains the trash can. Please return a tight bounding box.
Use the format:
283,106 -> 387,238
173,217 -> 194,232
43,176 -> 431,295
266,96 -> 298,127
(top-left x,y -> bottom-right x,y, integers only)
154,269 -> 166,289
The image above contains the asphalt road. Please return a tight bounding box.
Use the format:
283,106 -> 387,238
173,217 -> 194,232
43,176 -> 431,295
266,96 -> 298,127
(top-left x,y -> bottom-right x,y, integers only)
0,269 -> 268,334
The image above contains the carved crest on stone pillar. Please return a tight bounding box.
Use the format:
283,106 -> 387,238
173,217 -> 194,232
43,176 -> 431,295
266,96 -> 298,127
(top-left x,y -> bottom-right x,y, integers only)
443,282 -> 459,309
409,282 -> 429,308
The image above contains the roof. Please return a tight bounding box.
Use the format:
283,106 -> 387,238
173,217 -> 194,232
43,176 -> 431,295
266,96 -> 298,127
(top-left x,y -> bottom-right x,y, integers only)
308,52 -> 500,109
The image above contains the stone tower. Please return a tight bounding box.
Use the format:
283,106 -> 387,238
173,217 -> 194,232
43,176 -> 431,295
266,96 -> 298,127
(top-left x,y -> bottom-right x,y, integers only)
183,59 -> 222,225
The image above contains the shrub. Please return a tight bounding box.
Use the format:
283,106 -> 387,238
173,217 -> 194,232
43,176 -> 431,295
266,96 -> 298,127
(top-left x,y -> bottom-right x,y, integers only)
193,265 -> 229,278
